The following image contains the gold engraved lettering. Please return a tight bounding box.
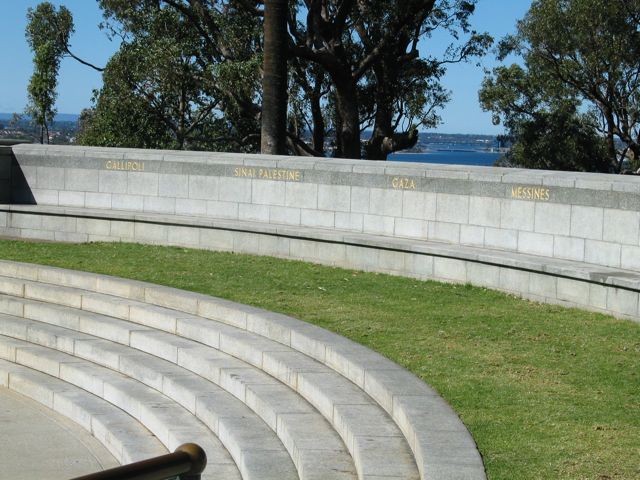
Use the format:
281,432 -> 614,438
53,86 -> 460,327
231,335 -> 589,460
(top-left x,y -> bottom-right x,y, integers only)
234,167 -> 256,178
391,177 -> 417,190
104,160 -> 145,172
511,185 -> 550,201
234,167 -> 301,182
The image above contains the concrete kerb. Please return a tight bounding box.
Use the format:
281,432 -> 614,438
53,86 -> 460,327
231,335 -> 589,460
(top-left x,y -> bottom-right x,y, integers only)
0,260 -> 487,480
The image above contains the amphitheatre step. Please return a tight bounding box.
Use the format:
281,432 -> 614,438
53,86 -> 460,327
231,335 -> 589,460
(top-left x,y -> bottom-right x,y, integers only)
0,283 -> 420,480
0,297 -> 391,480
0,358 -> 167,465
0,260 -> 486,480
0,310 -> 350,480
0,334 -> 244,480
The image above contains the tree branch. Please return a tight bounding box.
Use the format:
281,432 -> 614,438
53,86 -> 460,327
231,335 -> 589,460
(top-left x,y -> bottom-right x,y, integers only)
64,48 -> 104,71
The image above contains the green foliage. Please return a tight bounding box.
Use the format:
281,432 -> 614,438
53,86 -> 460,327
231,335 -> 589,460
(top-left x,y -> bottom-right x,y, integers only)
481,0 -> 640,172
0,239 -> 638,479
25,2 -> 74,144
290,0 -> 492,159
77,1 -> 491,158
78,0 -> 263,152
496,109 -> 610,171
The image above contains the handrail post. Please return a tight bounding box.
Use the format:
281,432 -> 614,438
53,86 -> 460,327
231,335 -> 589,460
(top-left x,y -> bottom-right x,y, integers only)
175,443 -> 207,480
69,443 -> 207,480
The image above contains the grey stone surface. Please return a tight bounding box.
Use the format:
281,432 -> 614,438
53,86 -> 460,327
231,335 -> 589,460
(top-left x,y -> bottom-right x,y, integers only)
32,188 -> 60,204
603,208 -> 640,245
0,361 -> 166,465
500,200 -> 535,232
534,202 -> 571,235
99,170 -> 128,194
0,336 -> 239,480
36,166 -> 65,190
518,231 -> 554,257
460,225 -> 485,247
4,141 -> 640,323
469,196 -> 501,228
0,384 -> 119,478
66,168 -> 99,192
0,260 -> 498,479
369,188 -> 403,217
584,240 -> 621,268
571,205 -> 603,240
484,227 -> 518,251
553,236 -> 585,262
112,194 -> 144,211
436,193 -> 469,224
128,173 -> 159,197
428,221 -> 460,244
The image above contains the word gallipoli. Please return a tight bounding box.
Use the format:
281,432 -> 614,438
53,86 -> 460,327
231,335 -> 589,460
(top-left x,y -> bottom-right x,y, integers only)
104,160 -> 145,172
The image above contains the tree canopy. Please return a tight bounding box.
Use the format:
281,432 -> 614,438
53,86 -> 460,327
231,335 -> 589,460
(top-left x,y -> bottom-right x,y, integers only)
75,0 -> 491,159
25,2 -> 74,144
480,0 -> 640,172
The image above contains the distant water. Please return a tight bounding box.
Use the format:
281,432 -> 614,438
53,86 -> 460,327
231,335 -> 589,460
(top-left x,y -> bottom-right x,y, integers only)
389,150 -> 502,167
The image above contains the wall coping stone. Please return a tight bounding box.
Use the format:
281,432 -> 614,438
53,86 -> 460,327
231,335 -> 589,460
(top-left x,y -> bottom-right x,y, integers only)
12,144 -> 640,193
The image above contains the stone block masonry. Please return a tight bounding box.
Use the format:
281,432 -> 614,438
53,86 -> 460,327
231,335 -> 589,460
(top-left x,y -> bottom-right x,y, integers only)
2,144 -> 640,322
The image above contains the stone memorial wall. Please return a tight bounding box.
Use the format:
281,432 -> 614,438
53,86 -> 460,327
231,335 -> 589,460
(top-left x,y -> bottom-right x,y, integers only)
2,144 -> 639,321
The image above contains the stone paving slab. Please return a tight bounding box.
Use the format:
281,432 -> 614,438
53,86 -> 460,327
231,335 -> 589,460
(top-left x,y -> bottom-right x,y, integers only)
0,335 -> 243,480
0,360 -> 166,466
0,386 -> 118,480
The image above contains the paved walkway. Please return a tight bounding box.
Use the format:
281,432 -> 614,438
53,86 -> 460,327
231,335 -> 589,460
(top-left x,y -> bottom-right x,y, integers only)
0,387 -> 118,479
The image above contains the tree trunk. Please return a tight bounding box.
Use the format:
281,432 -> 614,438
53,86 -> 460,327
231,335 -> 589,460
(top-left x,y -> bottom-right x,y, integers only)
366,65 -> 394,160
603,106 -> 618,171
365,62 -> 418,160
261,0 -> 289,155
333,80 -> 361,159
331,92 -> 344,158
310,73 -> 325,154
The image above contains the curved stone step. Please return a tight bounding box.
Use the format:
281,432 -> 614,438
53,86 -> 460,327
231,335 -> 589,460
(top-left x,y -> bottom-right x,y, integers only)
0,334 -> 243,480
0,302 -> 358,480
0,358 -> 167,465
0,291 -> 415,480
0,312 -> 335,480
0,260 -> 486,479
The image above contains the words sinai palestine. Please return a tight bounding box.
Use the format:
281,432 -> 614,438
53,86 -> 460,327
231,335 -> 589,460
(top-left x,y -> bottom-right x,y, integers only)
234,167 -> 301,181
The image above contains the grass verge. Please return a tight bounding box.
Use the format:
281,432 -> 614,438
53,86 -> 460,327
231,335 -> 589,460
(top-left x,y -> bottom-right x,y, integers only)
0,239 -> 638,479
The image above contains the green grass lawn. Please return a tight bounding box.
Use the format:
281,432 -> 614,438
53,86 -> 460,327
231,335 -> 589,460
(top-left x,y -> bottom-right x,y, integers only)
0,239 -> 638,479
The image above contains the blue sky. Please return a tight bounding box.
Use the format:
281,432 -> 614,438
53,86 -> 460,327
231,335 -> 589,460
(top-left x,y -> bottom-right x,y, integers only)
0,0 -> 531,135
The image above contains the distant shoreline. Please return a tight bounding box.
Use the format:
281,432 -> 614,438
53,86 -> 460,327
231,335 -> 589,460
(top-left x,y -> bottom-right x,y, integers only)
389,150 -> 502,167
0,113 -> 79,122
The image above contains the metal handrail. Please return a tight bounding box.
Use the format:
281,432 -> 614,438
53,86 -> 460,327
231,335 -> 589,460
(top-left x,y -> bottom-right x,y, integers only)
70,443 -> 207,480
